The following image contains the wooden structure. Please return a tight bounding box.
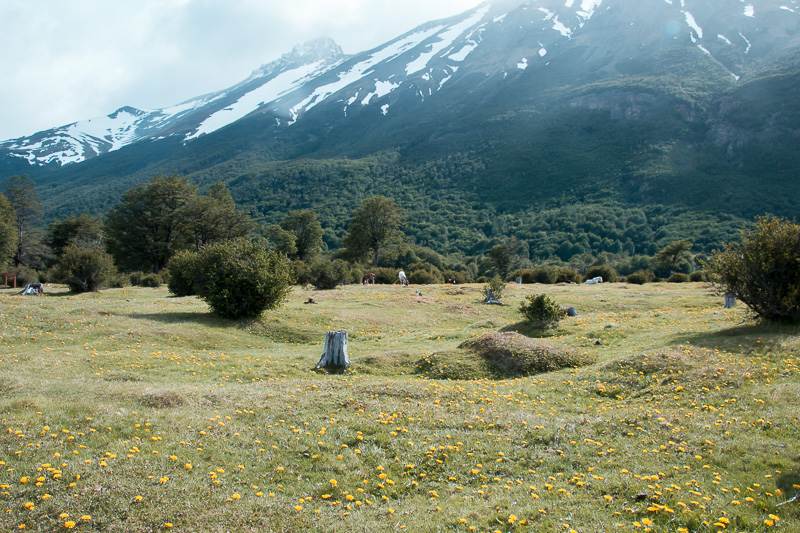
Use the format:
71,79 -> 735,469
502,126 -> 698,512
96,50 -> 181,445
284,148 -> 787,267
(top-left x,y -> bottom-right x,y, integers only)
315,330 -> 350,370
2,274 -> 16,289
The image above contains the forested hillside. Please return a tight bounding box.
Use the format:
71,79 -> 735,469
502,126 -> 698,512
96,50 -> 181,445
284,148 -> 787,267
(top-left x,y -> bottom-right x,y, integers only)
2,0 -> 799,266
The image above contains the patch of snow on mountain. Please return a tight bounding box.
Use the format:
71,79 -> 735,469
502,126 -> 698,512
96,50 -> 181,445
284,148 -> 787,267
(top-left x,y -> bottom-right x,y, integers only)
360,80 -> 400,105
405,7 -> 489,75
187,60 -> 330,139
682,11 -> 703,39
69,109 -> 142,151
577,0 -> 603,19
539,47 -> 548,57
517,58 -> 528,69
449,41 -> 479,62
565,0 -> 575,7
551,16 -> 573,37
740,32 -> 752,53
539,8 -> 555,21
381,104 -> 390,115
286,27 -> 445,124
717,34 -> 732,45
780,6 -> 796,12
743,4 -> 755,17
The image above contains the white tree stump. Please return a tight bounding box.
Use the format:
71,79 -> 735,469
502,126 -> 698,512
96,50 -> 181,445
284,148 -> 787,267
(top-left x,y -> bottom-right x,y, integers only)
315,330 -> 350,370
724,293 -> 737,309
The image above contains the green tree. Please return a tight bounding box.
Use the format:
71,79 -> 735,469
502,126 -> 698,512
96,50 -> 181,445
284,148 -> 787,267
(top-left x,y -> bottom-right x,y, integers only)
655,239 -> 693,273
342,195 -> 405,266
280,210 -> 323,262
709,216 -> 800,323
54,244 -> 116,293
187,182 -> 253,250
104,175 -> 197,273
263,225 -> 298,256
46,214 -> 103,259
3,175 -> 42,267
0,194 -> 17,270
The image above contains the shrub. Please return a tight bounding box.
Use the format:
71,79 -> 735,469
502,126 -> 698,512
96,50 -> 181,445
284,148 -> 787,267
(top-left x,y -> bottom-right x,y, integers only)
519,294 -> 567,325
192,239 -> 291,319
626,269 -> 654,285
482,276 -> 506,300
585,264 -> 618,283
107,273 -> 130,288
167,251 -> 200,296
140,274 -> 162,288
129,271 -> 146,286
372,267 -> 399,284
667,272 -> 690,283
531,266 -> 558,284
555,267 -> 582,284
442,269 -> 470,284
690,271 -> 708,282
407,262 -> 444,284
309,259 -> 353,290
54,244 -> 116,293
509,269 -> 535,283
709,215 -> 800,323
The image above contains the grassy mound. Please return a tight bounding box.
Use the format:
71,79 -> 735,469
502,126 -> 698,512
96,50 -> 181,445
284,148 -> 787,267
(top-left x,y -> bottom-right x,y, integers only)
460,332 -> 595,376
417,332 -> 594,379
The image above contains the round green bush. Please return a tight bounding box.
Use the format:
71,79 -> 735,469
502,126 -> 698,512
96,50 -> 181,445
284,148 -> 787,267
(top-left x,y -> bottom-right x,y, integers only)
193,239 -> 292,319
709,215 -> 800,323
531,266 -> 558,284
555,267 -> 582,284
140,274 -> 163,288
309,259 -> 353,290
407,262 -> 444,284
689,271 -> 708,282
585,264 -> 618,283
519,293 -> 566,324
167,251 -> 200,296
626,269 -> 654,285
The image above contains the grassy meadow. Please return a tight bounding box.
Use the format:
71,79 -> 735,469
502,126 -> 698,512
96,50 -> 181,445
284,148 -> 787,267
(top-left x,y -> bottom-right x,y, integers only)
0,281 -> 798,532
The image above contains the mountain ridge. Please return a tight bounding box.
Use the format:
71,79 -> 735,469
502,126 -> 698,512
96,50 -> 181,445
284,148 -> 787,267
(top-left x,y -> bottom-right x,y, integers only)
1,0 -> 799,262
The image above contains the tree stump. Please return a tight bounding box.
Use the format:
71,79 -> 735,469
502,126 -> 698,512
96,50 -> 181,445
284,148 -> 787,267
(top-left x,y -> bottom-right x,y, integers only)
315,330 -> 350,370
484,289 -> 504,305
724,293 -> 737,309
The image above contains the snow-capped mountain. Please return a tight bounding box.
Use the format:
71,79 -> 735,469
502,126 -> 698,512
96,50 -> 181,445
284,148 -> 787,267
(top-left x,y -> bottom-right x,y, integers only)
2,0 -> 799,167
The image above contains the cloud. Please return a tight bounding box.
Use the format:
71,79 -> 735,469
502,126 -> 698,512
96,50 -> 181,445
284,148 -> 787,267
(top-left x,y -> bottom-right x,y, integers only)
0,0 -> 482,141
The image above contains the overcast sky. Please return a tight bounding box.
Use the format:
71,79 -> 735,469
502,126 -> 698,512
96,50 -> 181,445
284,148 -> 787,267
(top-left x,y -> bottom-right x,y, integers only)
0,0 -> 484,141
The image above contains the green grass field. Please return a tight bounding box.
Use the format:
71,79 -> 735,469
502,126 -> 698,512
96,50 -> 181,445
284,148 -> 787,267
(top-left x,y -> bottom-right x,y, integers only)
1,282 -> 798,532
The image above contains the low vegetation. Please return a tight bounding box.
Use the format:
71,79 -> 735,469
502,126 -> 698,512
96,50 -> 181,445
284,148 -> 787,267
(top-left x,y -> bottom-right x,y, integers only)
1,281 -> 798,532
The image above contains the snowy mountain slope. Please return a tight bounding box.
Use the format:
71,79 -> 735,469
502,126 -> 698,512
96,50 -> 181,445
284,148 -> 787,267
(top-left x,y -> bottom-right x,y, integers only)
2,0 -> 799,168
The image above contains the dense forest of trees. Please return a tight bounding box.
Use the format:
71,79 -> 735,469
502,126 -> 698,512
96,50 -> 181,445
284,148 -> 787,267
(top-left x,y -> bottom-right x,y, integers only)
0,169 -> 747,294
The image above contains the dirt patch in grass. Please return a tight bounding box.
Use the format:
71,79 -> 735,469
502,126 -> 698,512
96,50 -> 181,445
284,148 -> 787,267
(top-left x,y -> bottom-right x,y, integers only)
139,391 -> 185,409
246,316 -> 319,343
602,348 -> 693,376
0,378 -> 20,395
445,304 -> 480,314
